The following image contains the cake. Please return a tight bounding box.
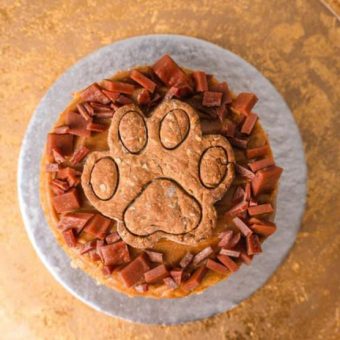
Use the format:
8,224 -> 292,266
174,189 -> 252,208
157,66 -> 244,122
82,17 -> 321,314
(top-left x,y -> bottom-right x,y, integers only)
41,55 -> 283,298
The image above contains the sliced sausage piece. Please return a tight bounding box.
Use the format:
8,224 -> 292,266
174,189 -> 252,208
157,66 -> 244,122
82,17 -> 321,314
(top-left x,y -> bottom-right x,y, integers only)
47,133 -> 74,160
170,269 -> 185,285
240,252 -> 253,265
241,113 -> 258,135
206,258 -> 228,274
152,54 -> 189,87
52,188 -> 81,213
62,229 -> 77,247
248,157 -> 275,172
251,166 -> 283,196
246,145 -> 269,159
130,70 -> 157,93
66,111 -> 91,137
182,266 -> 207,291
80,83 -> 110,104
202,91 -> 223,107
119,253 -> 150,288
163,276 -> 178,289
246,234 -> 262,255
192,71 -> 208,92
144,264 -> 169,283
251,223 -> 277,236
233,217 -> 253,237
99,241 -> 130,266
145,250 -> 163,263
225,200 -> 249,218
70,146 -> 90,165
248,203 -> 273,216
220,249 -> 241,258
232,93 -> 258,114
102,80 -> 135,95
235,164 -> 255,180
216,255 -> 239,272
192,246 -> 214,266
105,231 -> 121,244
57,212 -> 94,232
218,230 -> 234,248
83,214 -> 112,239
179,252 -> 193,268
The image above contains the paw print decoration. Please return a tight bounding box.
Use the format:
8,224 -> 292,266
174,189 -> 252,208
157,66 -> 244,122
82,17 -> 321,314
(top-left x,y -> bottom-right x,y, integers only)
81,99 -> 235,248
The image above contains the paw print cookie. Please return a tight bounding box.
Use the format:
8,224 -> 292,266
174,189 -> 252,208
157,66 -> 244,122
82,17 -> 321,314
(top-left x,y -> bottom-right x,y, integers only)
81,99 -> 235,248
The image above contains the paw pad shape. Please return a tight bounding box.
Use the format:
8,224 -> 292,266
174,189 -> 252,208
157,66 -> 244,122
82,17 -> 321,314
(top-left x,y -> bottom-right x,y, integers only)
81,99 -> 235,248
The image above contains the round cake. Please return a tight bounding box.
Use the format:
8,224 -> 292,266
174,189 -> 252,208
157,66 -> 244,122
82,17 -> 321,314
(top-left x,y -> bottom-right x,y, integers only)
41,55 -> 283,298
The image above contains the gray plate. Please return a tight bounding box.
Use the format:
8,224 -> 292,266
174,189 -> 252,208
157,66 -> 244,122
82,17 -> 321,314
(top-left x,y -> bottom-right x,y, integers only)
17,34 -> 307,325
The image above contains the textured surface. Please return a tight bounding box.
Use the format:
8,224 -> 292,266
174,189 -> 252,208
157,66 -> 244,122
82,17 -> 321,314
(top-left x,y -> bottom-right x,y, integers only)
1,0 -> 339,338
19,35 -> 305,321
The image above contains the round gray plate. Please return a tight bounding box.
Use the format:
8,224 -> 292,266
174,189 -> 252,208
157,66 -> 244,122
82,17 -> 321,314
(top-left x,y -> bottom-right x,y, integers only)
18,34 -> 307,325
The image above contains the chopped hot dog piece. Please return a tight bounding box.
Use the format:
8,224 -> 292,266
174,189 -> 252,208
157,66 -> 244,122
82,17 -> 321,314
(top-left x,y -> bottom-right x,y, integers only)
220,248 -> 241,258
144,264 -> 169,284
77,103 -> 91,121
221,121 -> 236,137
83,102 -> 94,116
145,250 -> 163,263
116,94 -> 133,105
241,113 -> 258,135
179,252 -> 194,268
83,214 -> 112,239
165,84 -> 192,99
163,276 -> 178,289
252,165 -> 283,196
229,137 -> 249,149
217,255 -> 239,272
46,163 -> 60,172
225,200 -> 248,218
105,231 -> 121,244
134,283 -> 148,293
57,212 -> 94,232
240,251 -> 253,265
52,148 -> 66,164
192,246 -> 214,266
94,111 -> 115,119
70,146 -> 90,165
246,234 -> 262,255
137,89 -> 151,105
218,230 -> 234,248
102,80 -> 135,95
202,91 -> 223,107
90,102 -> 113,112
80,84 -> 110,104
244,182 -> 252,201
130,70 -> 157,93
182,266 -> 207,291
79,240 -> 96,255
119,253 -> 150,287
102,265 -> 115,276
246,145 -> 269,159
62,229 -> 77,247
232,186 -> 245,204
170,269 -> 186,285
152,54 -> 189,87
86,122 -> 107,132
99,241 -> 130,266
54,125 -> 70,134
57,167 -> 81,187
210,81 -> 232,105
101,89 -> 120,102
233,217 -> 253,237
66,111 -> 91,137
192,71 -> 208,92
47,133 -> 74,159
52,188 -> 81,213
248,203 -> 273,216
232,93 -> 258,114
249,157 -> 275,172
229,232 -> 241,248
251,222 -> 277,236
206,258 -> 228,274
235,164 -> 255,180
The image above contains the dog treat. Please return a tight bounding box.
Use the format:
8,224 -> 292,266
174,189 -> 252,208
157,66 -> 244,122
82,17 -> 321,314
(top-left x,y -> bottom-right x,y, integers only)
41,54 -> 283,298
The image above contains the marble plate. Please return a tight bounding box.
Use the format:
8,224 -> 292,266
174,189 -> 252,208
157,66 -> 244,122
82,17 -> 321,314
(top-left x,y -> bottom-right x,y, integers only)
18,34 -> 307,324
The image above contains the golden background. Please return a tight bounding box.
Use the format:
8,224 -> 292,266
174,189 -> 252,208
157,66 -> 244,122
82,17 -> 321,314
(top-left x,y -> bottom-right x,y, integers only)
0,0 -> 339,339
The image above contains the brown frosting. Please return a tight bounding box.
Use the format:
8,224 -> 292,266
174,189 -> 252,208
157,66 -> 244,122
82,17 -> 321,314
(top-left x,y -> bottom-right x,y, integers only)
81,99 -> 235,248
